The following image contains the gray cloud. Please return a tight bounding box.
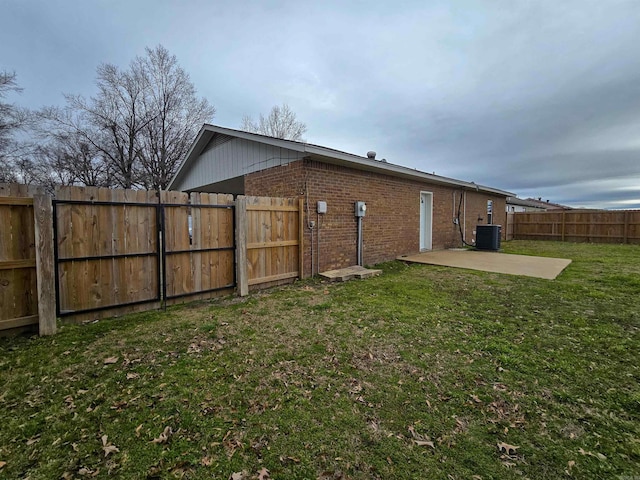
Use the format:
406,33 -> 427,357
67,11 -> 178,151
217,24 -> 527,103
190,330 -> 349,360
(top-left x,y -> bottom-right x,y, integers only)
2,0 -> 640,208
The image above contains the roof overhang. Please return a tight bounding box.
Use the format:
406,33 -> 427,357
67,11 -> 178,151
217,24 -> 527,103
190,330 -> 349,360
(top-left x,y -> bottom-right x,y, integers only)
169,124 -> 515,197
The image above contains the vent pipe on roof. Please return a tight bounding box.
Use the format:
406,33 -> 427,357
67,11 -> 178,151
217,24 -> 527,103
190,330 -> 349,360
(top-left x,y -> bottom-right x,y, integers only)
366,151 -> 376,159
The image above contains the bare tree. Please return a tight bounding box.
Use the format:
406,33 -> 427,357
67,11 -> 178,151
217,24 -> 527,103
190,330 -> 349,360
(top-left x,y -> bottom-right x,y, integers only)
12,155 -> 51,187
136,45 -> 215,189
36,137 -> 110,188
0,71 -> 30,174
39,45 -> 214,189
0,162 -> 17,183
240,103 -> 307,141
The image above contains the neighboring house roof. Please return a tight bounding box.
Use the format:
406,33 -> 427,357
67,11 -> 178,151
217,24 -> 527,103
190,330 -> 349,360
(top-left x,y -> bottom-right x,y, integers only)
169,124 -> 515,197
506,197 -> 549,210
524,198 -> 573,210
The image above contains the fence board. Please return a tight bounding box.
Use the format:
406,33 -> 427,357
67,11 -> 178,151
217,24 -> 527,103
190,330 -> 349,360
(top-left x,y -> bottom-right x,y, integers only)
236,196 -> 249,296
162,190 -> 190,298
220,194 -> 235,290
512,210 -> 640,244
34,193 -> 56,335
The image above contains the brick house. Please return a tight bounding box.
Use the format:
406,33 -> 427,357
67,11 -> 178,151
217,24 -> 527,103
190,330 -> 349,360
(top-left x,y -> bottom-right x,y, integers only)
169,125 -> 513,277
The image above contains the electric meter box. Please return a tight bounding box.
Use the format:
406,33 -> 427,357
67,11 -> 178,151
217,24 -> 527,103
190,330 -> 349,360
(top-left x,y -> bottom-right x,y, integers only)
317,201 -> 327,214
355,201 -> 367,217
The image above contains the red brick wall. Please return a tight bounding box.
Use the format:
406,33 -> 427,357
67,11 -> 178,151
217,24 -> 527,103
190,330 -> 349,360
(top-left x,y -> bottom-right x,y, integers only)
458,190 -> 507,245
245,159 -> 507,277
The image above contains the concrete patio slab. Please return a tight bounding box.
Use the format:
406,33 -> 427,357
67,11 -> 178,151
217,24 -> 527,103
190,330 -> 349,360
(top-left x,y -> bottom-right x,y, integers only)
398,249 -> 571,280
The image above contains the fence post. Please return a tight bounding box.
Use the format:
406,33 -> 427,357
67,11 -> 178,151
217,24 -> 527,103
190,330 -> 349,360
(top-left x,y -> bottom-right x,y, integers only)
624,211 -> 629,244
235,195 -> 249,296
561,211 -> 566,242
33,193 -> 56,335
299,198 -> 304,278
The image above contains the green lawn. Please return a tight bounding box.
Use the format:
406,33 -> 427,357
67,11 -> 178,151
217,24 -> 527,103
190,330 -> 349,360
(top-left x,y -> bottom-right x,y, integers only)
1,241 -> 639,479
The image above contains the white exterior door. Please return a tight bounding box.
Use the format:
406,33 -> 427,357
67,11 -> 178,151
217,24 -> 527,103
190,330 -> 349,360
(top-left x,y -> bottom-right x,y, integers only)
420,192 -> 433,251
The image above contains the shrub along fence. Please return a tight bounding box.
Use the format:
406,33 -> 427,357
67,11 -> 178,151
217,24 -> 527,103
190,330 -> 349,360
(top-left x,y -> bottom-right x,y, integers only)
0,184 -> 303,335
512,210 -> 640,244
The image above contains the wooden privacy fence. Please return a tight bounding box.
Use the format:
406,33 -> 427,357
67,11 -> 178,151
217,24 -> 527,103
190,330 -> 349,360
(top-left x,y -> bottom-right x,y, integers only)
512,210 -> 640,244
0,184 -> 303,334
0,184 -> 55,335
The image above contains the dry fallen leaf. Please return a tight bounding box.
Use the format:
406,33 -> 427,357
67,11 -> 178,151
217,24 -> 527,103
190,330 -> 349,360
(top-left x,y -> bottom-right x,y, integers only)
126,372 -> 139,380
78,467 -> 96,476
497,442 -> 519,456
103,356 -> 119,365
229,471 -> 248,480
0,461 -> 6,469
578,448 -> 606,461
135,424 -> 143,437
414,440 -> 435,448
408,425 -> 435,448
257,467 -> 270,480
151,426 -> 173,444
201,456 -> 213,466
101,435 -> 119,457
169,460 -> 192,477
279,455 -> 300,464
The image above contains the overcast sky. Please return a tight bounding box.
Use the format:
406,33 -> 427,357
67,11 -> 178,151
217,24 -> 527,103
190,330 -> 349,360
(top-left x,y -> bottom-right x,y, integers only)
2,0 -> 640,209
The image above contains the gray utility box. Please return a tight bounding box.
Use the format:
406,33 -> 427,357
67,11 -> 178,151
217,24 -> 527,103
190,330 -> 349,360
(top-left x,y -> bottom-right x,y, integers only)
475,225 -> 501,251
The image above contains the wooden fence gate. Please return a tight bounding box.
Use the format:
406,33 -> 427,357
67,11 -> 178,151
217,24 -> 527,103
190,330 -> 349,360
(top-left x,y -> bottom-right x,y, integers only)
52,187 -> 235,323
235,196 -> 304,295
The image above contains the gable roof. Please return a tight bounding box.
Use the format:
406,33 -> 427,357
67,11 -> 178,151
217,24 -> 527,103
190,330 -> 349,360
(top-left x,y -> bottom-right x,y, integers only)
169,124 -> 514,197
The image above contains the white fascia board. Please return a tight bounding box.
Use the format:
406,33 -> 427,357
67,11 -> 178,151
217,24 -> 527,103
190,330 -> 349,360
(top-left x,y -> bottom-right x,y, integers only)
202,125 -> 308,152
